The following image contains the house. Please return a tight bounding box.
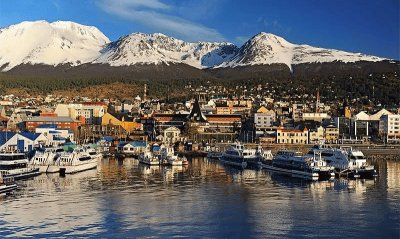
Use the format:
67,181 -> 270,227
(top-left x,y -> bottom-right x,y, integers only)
254,108 -> 276,130
276,127 -> 309,144
35,124 -> 75,146
0,132 -> 48,152
163,126 -> 182,144
118,141 -> 147,156
55,103 -> 106,125
309,126 -> 324,144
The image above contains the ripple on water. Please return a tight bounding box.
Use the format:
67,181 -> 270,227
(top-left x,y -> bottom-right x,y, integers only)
0,157 -> 398,238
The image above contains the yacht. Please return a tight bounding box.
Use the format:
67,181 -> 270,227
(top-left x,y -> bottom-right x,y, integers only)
262,150 -> 335,180
306,145 -> 377,178
30,147 -> 64,173
58,147 -> 98,174
0,173 -> 17,194
220,142 -> 260,169
0,151 -> 40,180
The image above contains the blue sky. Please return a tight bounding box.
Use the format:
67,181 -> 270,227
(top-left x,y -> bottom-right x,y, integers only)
0,0 -> 399,59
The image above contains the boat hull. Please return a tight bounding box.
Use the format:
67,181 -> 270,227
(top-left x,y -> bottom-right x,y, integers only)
0,184 -> 17,194
2,168 -> 41,180
220,157 -> 247,169
59,161 -> 97,174
262,163 -> 320,181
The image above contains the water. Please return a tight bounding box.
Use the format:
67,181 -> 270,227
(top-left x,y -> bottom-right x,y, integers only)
0,158 -> 399,238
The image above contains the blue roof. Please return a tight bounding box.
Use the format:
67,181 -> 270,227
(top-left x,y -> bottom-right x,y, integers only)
49,130 -> 61,134
36,124 -> 57,129
101,136 -> 114,142
20,132 -> 41,141
118,142 -> 128,147
53,136 -> 66,141
128,141 -> 147,147
0,132 -> 16,145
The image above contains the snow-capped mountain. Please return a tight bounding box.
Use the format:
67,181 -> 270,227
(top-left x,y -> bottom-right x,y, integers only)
0,20 -> 110,71
94,33 -> 238,68
221,32 -> 385,70
0,21 -> 389,72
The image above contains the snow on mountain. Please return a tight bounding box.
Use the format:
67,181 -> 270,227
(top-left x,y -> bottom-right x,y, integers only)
94,33 -> 238,68
222,32 -> 385,70
0,21 -> 387,72
0,20 -> 110,71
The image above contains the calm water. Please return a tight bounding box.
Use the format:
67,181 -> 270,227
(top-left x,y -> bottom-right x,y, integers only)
0,157 -> 399,238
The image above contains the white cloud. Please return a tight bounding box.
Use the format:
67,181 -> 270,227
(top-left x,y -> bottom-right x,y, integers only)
97,0 -> 225,42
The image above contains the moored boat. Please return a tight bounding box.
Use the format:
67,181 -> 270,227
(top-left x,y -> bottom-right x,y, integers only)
219,142 -> 250,169
0,173 -> 17,194
30,147 -> 64,173
262,149 -> 335,180
0,151 -> 40,180
58,147 -> 98,174
306,144 -> 378,179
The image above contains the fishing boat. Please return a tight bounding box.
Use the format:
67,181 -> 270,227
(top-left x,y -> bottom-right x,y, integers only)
0,151 -> 40,180
160,145 -> 184,166
138,144 -> 161,165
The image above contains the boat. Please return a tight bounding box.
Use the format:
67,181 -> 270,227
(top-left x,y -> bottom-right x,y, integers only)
206,146 -> 223,159
0,173 -> 17,194
138,144 -> 161,165
306,144 -> 378,178
219,142 -> 252,169
0,151 -> 41,180
58,147 -> 98,174
160,145 -> 184,166
30,147 -> 64,173
262,149 -> 335,180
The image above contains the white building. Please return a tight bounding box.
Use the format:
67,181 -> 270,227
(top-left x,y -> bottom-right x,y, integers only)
302,113 -> 330,122
0,132 -> 48,152
379,114 -> 400,144
254,111 -> 275,130
163,126 -> 182,144
35,125 -> 75,146
55,103 -> 106,125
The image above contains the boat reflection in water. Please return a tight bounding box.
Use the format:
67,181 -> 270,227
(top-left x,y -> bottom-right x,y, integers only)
0,156 -> 397,238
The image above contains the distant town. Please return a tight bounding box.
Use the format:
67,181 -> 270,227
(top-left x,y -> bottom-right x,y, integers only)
0,81 -> 399,152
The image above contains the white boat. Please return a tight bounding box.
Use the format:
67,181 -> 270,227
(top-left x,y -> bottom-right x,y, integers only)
58,147 -> 98,174
30,147 -> 64,173
138,144 -> 161,165
262,149 -> 335,180
0,151 -> 40,180
160,145 -> 184,166
219,142 -> 255,169
0,173 -> 17,194
306,144 -> 377,178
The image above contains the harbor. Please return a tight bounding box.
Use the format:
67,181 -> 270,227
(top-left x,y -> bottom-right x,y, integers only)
0,156 -> 399,238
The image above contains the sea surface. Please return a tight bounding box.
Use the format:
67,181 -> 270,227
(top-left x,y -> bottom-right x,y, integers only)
0,157 -> 399,238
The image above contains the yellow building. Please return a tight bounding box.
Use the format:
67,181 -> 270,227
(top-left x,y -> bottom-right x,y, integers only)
102,113 -> 142,132
324,124 -> 339,143
276,127 -> 309,144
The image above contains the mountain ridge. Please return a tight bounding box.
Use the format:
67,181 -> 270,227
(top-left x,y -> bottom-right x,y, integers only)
0,20 -> 392,72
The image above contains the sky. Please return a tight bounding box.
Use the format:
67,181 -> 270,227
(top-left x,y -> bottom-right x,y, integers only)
0,0 -> 399,59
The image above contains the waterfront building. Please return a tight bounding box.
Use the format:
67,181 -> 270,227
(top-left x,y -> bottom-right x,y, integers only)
379,114 -> 400,144
254,107 -> 276,131
324,124 -> 339,143
309,126 -> 324,144
35,125 -> 75,146
0,132 -> 47,152
276,127 -> 309,144
163,126 -> 182,144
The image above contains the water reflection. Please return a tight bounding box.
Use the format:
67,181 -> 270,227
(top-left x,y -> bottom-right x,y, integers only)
0,157 -> 398,238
